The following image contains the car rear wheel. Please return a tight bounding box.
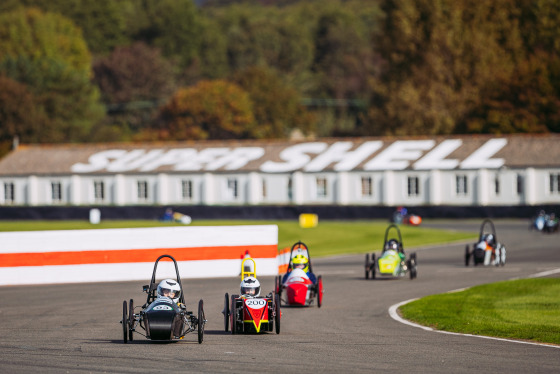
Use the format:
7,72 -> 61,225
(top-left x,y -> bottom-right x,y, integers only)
230,295 -> 238,335
465,245 -> 470,266
371,254 -> 376,279
275,275 -> 282,295
223,293 -> 229,332
317,276 -> 323,308
122,300 -> 128,344
274,293 -> 281,334
128,299 -> 134,341
198,299 -> 205,344
365,254 -> 370,279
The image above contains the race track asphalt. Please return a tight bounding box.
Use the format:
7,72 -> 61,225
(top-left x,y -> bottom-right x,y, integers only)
0,219 -> 559,373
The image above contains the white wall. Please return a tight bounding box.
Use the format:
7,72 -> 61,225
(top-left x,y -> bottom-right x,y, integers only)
2,167 -> 560,207
0,225 -> 279,285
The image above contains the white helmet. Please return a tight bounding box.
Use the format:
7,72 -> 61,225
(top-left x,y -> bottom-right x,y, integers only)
157,279 -> 181,303
240,276 -> 261,297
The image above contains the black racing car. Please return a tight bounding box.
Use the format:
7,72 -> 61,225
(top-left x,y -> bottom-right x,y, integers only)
121,254 -> 206,343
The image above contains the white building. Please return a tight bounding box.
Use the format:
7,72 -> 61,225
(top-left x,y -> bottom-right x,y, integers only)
0,135 -> 559,207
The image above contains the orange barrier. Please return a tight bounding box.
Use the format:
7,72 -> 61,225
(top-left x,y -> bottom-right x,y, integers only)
0,245 -> 276,268
277,247 -> 290,274
0,225 -> 278,285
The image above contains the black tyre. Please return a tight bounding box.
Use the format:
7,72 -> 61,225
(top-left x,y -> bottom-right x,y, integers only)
275,275 -> 282,295
122,300 -> 128,344
465,245 -> 470,266
411,260 -> 418,279
223,293 -> 229,332
198,299 -> 205,344
317,275 -> 323,308
365,254 -> 370,279
128,299 -> 134,341
407,259 -> 413,279
413,254 -> 418,279
274,293 -> 281,334
371,254 -> 376,279
230,295 -> 237,335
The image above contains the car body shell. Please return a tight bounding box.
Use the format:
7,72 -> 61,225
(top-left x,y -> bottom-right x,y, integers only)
277,241 -> 323,307
465,219 -> 506,267
223,257 -> 280,334
121,254 -> 205,343
365,224 -> 417,280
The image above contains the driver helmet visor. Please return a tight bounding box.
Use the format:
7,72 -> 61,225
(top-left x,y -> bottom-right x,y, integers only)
241,286 -> 259,296
160,288 -> 179,299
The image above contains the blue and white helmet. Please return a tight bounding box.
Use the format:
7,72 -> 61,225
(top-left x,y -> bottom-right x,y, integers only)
157,279 -> 181,303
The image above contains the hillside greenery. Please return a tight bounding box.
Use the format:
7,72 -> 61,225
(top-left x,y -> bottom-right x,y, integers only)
1,0 -> 559,156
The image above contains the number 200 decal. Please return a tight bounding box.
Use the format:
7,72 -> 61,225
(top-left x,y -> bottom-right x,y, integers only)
245,299 -> 267,309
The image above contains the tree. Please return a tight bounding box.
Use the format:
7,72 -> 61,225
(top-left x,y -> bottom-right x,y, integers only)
126,0 -> 202,70
366,0 -> 524,135
0,75 -> 46,156
462,50 -> 559,133
0,0 -> 129,54
311,5 -> 374,101
203,3 -> 316,88
194,16 -> 230,80
155,80 -> 255,140
93,42 -> 176,104
91,42 -> 177,140
232,66 -> 316,138
0,7 -> 104,142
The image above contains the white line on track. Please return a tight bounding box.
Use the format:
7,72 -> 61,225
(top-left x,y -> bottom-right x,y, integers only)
527,268 -> 560,278
388,268 -> 560,349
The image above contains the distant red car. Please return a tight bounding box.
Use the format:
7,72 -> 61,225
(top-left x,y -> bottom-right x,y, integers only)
392,207 -> 422,226
276,241 -> 323,307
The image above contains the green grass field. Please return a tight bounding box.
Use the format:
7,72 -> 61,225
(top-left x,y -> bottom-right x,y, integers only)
0,219 -> 475,257
400,278 -> 560,345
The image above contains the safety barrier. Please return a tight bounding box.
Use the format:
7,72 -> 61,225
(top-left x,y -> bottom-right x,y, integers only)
0,225 -> 278,286
277,247 -> 291,274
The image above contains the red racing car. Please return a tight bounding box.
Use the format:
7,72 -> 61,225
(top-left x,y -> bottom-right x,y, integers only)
276,241 -> 323,307
223,257 -> 280,334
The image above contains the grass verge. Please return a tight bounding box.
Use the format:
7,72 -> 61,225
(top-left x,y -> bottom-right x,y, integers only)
0,219 -> 475,257
400,278 -> 560,345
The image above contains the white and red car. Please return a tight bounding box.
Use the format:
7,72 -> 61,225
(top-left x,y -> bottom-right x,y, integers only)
276,241 -> 323,307
223,258 -> 280,334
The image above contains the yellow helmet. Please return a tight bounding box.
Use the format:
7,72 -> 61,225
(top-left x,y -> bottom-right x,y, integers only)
292,254 -> 309,272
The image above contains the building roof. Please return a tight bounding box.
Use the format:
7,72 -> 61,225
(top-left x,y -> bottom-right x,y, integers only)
0,134 -> 558,176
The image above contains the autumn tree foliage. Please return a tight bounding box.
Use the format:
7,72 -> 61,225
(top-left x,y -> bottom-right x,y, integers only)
0,75 -> 46,156
90,42 -> 177,141
0,0 -> 128,54
0,7 -> 104,143
156,80 -> 255,140
367,0 -> 560,136
93,42 -> 176,105
1,0 -> 559,145
232,66 -> 315,138
125,0 -> 202,70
